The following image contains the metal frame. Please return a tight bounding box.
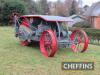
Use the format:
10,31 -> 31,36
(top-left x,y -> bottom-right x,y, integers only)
14,15 -> 89,57
14,16 -> 74,47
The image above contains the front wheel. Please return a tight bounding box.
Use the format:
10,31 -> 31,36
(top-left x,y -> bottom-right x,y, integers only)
70,29 -> 89,52
40,29 -> 58,57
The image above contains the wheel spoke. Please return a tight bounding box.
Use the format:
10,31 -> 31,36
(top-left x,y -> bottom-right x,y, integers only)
70,29 -> 89,52
40,30 -> 57,57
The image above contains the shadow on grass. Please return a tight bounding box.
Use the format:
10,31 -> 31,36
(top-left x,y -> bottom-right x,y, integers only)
28,41 -> 73,56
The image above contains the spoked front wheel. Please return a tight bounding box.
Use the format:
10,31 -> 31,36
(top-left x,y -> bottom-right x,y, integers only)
70,29 -> 89,52
40,29 -> 58,57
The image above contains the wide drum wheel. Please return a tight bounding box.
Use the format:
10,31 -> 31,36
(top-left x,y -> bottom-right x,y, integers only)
40,29 -> 58,57
70,29 -> 89,52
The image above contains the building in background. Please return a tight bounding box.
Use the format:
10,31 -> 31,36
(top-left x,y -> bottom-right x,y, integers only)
84,1 -> 100,29
69,14 -> 84,26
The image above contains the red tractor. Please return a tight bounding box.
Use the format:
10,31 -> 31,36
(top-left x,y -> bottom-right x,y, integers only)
14,15 -> 89,57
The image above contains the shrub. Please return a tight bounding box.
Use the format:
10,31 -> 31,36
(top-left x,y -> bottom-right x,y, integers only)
70,27 -> 100,38
73,21 -> 91,28
0,1 -> 27,25
69,27 -> 100,45
83,28 -> 100,40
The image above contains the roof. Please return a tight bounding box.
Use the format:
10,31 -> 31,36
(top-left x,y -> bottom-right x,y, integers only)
20,15 -> 73,22
84,2 -> 100,16
69,14 -> 86,20
70,15 -> 79,19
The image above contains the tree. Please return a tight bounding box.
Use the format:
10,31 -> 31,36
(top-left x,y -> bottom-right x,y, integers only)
0,0 -> 6,24
21,0 -> 37,14
49,0 -> 69,16
77,0 -> 83,8
70,0 -> 78,15
84,5 -> 89,11
38,0 -> 49,14
64,0 -> 79,16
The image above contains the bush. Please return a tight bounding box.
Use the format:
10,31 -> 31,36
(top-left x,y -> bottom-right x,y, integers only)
0,1 -> 27,25
73,21 -> 91,28
70,27 -> 100,39
69,27 -> 100,45
83,28 -> 100,39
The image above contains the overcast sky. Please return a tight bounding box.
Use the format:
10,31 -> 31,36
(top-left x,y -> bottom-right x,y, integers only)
48,0 -> 100,6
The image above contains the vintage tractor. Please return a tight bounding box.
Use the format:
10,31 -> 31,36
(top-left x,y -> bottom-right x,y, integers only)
14,15 -> 89,57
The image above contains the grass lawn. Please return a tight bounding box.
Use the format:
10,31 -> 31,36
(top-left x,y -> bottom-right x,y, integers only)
0,26 -> 100,75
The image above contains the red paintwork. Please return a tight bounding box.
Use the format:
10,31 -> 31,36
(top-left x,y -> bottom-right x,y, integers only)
20,40 -> 29,46
21,20 -> 30,28
70,29 -> 89,52
40,29 -> 58,57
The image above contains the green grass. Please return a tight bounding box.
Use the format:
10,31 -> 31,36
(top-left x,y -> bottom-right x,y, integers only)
0,26 -> 100,75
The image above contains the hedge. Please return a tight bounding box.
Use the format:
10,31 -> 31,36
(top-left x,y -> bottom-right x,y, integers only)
69,27 -> 100,45
83,28 -> 100,39
73,21 -> 91,28
69,27 -> 100,39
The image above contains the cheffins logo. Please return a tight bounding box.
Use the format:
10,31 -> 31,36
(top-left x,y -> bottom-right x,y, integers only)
62,62 -> 94,70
